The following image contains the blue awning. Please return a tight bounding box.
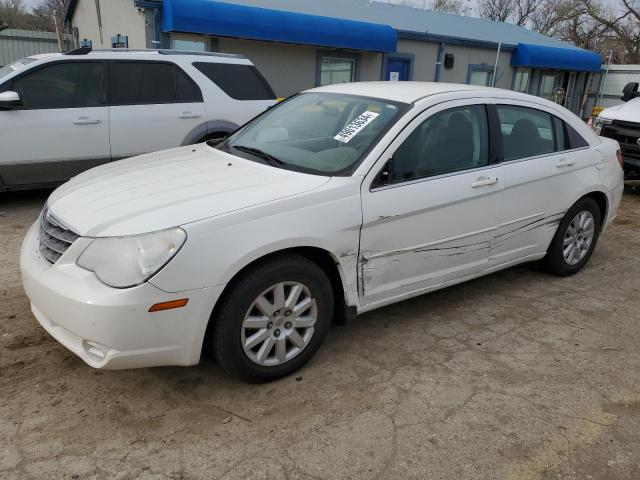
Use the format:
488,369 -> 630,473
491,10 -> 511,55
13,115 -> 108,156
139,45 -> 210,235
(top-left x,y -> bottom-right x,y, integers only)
162,0 -> 397,53
511,43 -> 601,72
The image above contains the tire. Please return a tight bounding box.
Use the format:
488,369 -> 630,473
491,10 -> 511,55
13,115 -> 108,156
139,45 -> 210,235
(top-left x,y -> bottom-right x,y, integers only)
211,253 -> 334,383
542,197 -> 602,276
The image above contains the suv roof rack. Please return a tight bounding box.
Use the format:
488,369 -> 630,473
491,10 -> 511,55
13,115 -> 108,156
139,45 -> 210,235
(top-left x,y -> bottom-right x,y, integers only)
63,48 -> 246,59
64,46 -> 93,55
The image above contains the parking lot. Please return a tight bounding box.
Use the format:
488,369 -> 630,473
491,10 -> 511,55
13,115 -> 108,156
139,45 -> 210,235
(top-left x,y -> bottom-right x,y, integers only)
0,188 -> 638,479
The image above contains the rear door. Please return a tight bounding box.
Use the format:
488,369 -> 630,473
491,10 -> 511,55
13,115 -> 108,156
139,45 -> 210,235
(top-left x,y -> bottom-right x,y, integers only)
108,60 -> 205,159
0,60 -> 109,186
493,101 -> 599,265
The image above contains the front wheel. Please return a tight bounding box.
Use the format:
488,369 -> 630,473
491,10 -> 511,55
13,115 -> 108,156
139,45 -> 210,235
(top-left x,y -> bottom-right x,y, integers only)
542,197 -> 602,276
211,253 -> 334,383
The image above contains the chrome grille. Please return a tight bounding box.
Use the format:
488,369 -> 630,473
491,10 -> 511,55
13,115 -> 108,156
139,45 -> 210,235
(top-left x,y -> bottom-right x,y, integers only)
38,210 -> 79,264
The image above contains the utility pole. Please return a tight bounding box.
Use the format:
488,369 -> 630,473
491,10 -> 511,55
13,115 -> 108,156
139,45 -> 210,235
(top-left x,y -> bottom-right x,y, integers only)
53,10 -> 64,51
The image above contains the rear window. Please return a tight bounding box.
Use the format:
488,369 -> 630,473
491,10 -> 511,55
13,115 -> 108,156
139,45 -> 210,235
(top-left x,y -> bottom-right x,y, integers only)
110,61 -> 202,105
193,62 -> 275,100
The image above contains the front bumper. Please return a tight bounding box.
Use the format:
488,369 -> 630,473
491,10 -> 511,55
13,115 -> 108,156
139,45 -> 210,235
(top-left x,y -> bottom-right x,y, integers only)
20,222 -> 224,369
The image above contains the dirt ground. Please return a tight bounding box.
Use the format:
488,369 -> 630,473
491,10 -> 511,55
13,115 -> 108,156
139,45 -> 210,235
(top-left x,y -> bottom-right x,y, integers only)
1,188 -> 639,480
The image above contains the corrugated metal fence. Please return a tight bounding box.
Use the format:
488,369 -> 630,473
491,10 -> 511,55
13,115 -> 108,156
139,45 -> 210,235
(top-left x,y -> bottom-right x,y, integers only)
0,29 -> 60,66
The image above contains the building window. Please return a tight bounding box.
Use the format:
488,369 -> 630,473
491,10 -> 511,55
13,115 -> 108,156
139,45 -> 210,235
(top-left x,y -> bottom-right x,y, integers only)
513,68 -> 530,93
467,64 -> 494,87
538,73 -> 558,100
171,34 -> 207,52
316,51 -> 359,87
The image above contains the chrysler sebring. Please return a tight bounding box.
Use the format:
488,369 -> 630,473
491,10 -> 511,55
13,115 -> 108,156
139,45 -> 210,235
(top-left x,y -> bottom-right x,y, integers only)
21,82 -> 624,382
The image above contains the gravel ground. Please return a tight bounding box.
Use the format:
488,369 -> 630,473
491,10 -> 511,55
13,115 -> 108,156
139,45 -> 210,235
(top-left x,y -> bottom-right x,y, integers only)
1,188 -> 639,480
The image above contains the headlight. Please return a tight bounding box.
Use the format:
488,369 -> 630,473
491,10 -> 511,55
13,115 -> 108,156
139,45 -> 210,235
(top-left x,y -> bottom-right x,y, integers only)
593,117 -> 612,135
77,228 -> 186,288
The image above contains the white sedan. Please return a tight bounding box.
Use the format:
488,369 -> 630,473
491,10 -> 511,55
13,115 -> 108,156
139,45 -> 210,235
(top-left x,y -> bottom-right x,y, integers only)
21,82 -> 624,382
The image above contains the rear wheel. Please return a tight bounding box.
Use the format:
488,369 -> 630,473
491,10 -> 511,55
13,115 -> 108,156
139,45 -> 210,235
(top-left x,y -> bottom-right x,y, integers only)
212,253 -> 334,383
542,197 -> 601,276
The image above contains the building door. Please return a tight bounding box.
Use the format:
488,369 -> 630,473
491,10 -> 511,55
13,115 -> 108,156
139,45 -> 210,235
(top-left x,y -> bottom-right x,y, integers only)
385,57 -> 411,81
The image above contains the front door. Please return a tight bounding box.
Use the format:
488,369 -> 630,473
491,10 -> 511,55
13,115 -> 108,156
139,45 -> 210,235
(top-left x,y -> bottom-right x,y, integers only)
359,100 -> 502,307
385,57 -> 411,81
0,61 -> 109,186
108,61 -> 205,159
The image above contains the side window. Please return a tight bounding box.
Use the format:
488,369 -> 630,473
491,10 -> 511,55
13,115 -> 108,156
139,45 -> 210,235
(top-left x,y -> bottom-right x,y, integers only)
390,104 -> 489,184
175,67 -> 203,103
193,62 -> 275,100
497,105 -> 554,161
567,123 -> 589,148
110,62 -> 202,105
11,62 -> 103,109
111,62 -> 174,105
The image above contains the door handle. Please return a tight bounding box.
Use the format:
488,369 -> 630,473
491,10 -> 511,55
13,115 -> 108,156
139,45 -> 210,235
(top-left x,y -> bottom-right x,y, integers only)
178,111 -> 202,119
471,176 -> 498,188
72,117 -> 101,125
556,158 -> 575,167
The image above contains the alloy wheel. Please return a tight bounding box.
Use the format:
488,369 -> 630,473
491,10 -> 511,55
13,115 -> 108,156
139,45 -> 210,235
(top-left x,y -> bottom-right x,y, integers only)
562,210 -> 595,265
241,282 -> 317,366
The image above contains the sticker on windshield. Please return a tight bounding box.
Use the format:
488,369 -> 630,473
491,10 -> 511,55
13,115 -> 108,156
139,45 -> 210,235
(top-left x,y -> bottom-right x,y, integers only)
334,111 -> 380,144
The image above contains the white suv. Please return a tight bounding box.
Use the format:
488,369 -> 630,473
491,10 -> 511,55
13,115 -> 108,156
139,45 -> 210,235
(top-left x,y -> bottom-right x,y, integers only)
0,48 -> 277,191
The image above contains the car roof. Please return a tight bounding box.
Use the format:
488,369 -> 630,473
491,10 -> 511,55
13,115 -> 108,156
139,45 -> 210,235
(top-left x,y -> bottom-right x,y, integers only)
307,81 -> 497,104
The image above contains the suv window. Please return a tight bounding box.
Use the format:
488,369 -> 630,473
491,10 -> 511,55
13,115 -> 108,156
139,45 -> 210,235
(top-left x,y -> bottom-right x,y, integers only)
11,62 -> 104,109
497,105 -> 555,160
193,62 -> 275,100
110,61 -> 203,105
390,104 -> 489,183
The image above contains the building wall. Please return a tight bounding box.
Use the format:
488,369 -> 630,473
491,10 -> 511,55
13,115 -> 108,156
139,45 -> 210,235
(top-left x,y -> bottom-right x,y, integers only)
0,29 -> 60,66
439,44 -> 514,89
396,39 -> 439,81
72,0 -> 146,49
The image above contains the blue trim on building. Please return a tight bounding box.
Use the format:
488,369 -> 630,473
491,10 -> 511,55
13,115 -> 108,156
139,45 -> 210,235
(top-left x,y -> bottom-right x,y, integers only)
381,52 -> 415,81
162,0 -> 397,53
511,43 -> 601,72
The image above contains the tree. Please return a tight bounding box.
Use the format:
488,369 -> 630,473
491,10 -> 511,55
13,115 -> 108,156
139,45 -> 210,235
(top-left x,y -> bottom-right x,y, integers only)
477,0 -> 513,22
431,0 -> 465,14
31,0 -> 65,31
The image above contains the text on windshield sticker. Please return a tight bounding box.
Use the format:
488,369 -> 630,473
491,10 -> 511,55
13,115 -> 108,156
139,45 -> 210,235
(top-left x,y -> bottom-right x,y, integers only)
334,111 -> 380,144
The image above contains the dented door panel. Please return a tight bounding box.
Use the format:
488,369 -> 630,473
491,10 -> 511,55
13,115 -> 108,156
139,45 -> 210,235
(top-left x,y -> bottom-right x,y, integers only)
359,166 -> 502,306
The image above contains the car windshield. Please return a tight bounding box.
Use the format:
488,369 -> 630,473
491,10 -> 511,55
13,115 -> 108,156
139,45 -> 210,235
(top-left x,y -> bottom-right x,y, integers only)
218,92 -> 408,175
0,57 -> 37,81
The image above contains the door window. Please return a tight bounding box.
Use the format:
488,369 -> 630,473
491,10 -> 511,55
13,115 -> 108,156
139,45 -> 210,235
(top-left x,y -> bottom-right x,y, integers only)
538,73 -> 557,100
497,105 -> 555,160
110,61 -> 203,105
389,104 -> 489,183
11,62 -> 103,109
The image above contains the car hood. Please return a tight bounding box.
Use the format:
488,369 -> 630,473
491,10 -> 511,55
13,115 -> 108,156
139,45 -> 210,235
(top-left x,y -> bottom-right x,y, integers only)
47,144 -> 330,237
599,97 -> 640,123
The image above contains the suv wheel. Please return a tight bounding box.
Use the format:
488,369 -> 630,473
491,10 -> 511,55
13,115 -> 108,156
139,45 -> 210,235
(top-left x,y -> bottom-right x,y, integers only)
543,197 -> 602,276
212,253 -> 334,382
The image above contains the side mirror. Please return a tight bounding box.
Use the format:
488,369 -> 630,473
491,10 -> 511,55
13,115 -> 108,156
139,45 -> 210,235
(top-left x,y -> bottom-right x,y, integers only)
0,91 -> 21,110
621,82 -> 639,102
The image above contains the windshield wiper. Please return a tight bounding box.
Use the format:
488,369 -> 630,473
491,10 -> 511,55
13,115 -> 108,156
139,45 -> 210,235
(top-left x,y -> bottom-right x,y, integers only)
232,145 -> 285,168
